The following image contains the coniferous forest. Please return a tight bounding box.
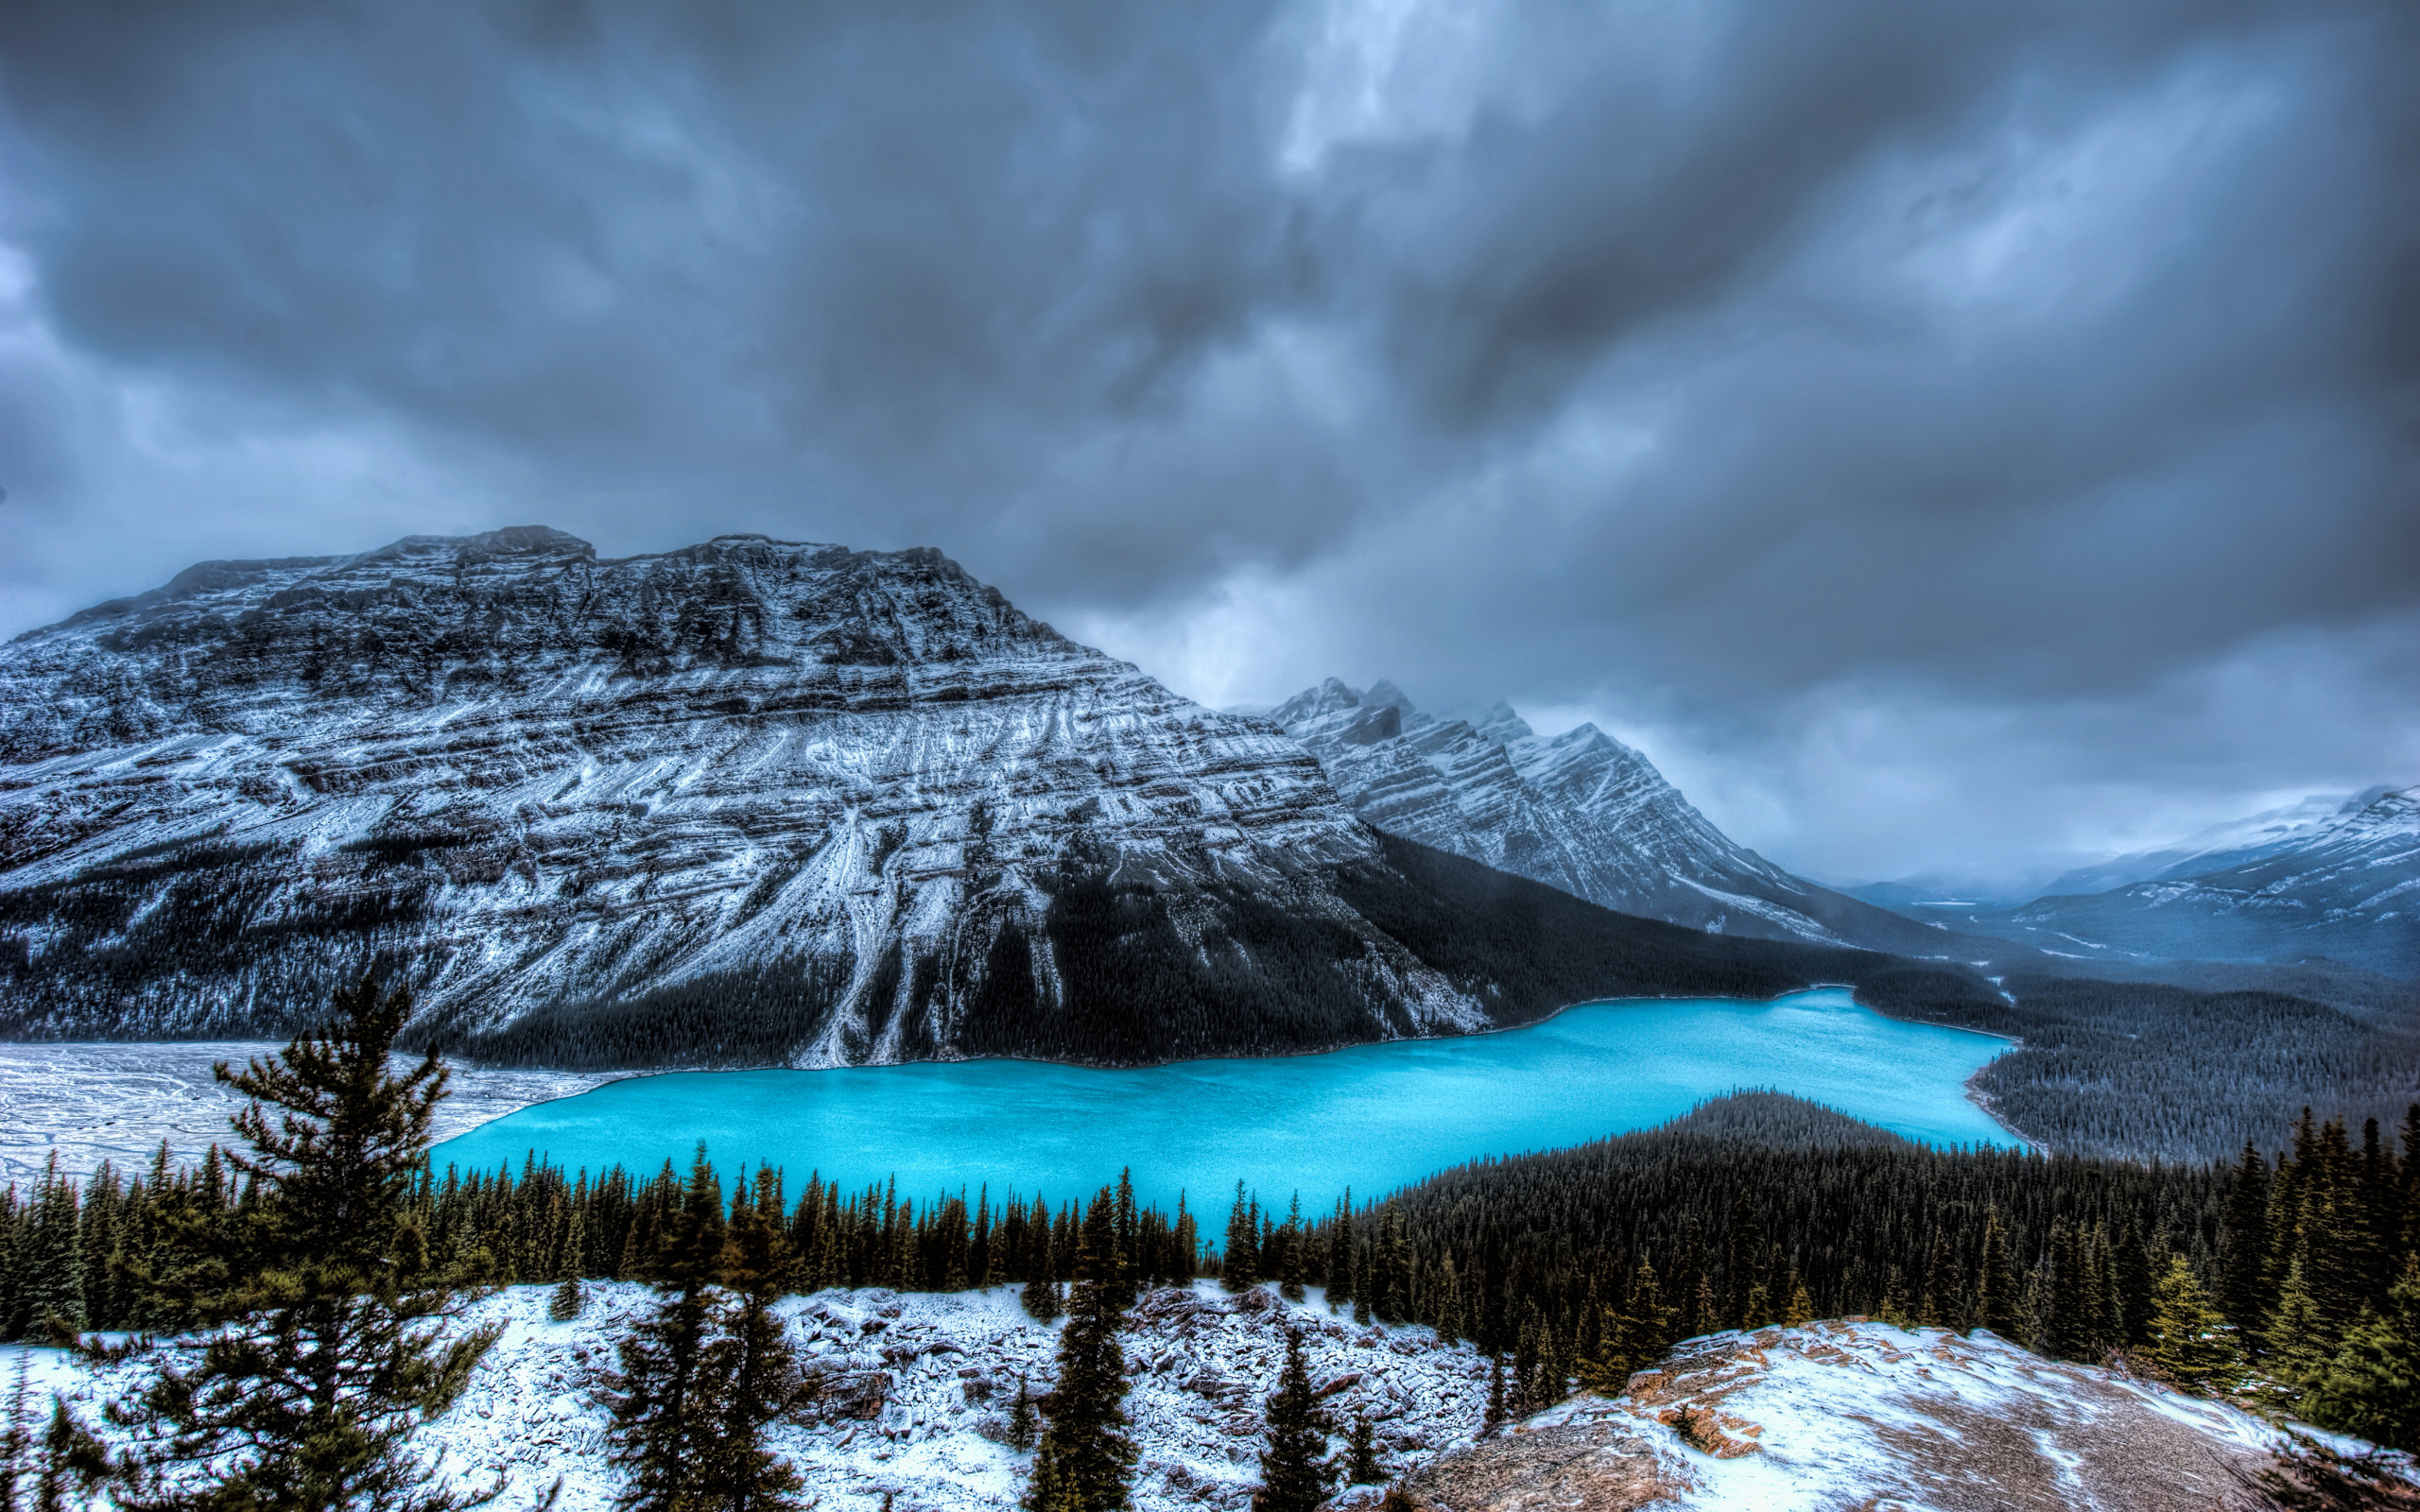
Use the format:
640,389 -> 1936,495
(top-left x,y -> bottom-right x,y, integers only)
3,986 -> 2416,1510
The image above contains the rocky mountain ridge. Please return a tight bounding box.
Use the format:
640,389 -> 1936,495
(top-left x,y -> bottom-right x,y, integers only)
1272,678 -> 1957,955
0,528 -> 1460,1059
0,528 -> 1979,1066
1945,784 -> 2420,980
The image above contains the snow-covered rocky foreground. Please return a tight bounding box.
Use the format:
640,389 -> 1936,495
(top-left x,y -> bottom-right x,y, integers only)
1406,1321 -> 2396,1512
10,1288 -> 2400,1511
17,1281 -> 1489,1512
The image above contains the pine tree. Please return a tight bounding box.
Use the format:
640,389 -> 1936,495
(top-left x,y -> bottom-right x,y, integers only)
1008,1379 -> 1038,1452
2301,1257 -> 2420,1452
1975,1208 -> 2022,1341
1277,1195 -> 1305,1303
1253,1329 -> 1326,1512
1324,1196 -> 1353,1312
92,975 -> 503,1512
609,1148 -> 731,1512
550,1275 -> 584,1322
2145,1256 -> 2244,1391
1223,1184 -> 1259,1294
2266,1258 -> 2332,1392
1782,1268 -> 1814,1329
2218,1142 -> 2273,1347
699,1187 -> 804,1512
1484,1352 -> 1507,1434
1028,1188 -> 1136,1512
1344,1413 -> 1383,1485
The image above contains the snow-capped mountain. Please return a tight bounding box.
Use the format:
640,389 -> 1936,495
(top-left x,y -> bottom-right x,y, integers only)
1272,679 -> 1953,954
1945,786 -> 2420,978
2033,786 -> 2395,900
0,530 -> 1495,1061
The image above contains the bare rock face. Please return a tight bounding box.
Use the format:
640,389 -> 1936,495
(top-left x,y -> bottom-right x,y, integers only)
0,530 -> 1494,1063
1392,1422 -> 1678,1511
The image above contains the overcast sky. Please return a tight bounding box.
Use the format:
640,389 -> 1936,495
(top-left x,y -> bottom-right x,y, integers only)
2,0 -> 2414,891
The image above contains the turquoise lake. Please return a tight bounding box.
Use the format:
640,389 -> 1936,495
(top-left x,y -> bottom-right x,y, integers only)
432,988 -> 2013,1213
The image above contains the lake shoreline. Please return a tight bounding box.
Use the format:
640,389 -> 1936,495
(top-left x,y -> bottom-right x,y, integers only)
430,988 -> 2019,1213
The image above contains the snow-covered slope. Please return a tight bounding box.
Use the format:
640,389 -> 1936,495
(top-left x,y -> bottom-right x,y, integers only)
1948,786 -> 2420,979
19,1296 -> 2376,1511
0,531 -> 1506,1060
1403,1320 -> 2380,1512
14,1280 -> 1492,1512
2037,787 -> 2396,900
1273,679 -> 1953,954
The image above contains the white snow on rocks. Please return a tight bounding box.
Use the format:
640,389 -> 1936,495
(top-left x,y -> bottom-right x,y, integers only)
9,1281 -> 1487,1512
1429,1320 -> 2381,1512
14,1306 -> 2399,1511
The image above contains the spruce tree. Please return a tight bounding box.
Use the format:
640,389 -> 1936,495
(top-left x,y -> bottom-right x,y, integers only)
1253,1329 -> 1327,1512
1782,1269 -> 1815,1330
16,1159 -> 83,1340
699,1187 -> 804,1512
1277,1195 -> 1305,1303
1324,1196 -> 1353,1312
1008,1380 -> 1038,1452
549,1275 -> 584,1322
1028,1188 -> 1135,1512
1344,1413 -> 1382,1486
1975,1208 -> 2022,1341
2145,1256 -> 2244,1391
1917,1227 -> 1955,1330
2267,1259 -> 2332,1391
2218,1142 -> 2273,1347
609,1149 -> 731,1512
91,976 -> 503,1512
2301,1257 -> 2420,1452
1223,1184 -> 1259,1294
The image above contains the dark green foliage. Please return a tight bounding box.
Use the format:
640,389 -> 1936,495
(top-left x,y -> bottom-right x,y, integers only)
609,1153 -> 731,1512
88,976 -> 503,1512
1252,1330 -> 1327,1512
1276,1194 -> 1306,1303
9,1158 -> 83,1339
1900,973 -> 2420,1162
455,961 -> 857,1070
1344,1413 -> 1383,1486
1008,1381 -> 1037,1452
549,1275 -> 583,1321
2302,1260 -> 2420,1452
699,1177 -> 806,1512
1028,1186 -> 1136,1512
1223,1184 -> 1259,1294
2145,1255 -> 2244,1389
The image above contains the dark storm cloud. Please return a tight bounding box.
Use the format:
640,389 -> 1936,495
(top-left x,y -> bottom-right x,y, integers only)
0,0 -> 2413,877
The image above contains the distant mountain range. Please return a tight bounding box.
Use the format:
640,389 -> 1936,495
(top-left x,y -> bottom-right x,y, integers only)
1270,679 -> 1962,957
0,528 -> 1980,1065
1914,786 -> 2420,979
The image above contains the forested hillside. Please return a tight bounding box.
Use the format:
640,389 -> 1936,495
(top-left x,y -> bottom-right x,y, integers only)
1885,971 -> 2420,1162
12,1089 -> 2414,1456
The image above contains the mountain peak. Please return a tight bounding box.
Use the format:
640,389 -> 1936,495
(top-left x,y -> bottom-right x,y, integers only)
1472,701 -> 1534,746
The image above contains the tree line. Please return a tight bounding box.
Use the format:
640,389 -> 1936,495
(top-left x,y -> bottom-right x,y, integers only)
3,984 -> 2416,1512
